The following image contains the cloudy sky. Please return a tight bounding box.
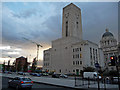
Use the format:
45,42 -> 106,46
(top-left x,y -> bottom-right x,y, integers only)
1,2 -> 118,66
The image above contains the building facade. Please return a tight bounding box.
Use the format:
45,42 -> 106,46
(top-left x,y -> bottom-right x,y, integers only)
15,56 -> 28,71
100,29 -> 118,70
43,3 -> 103,75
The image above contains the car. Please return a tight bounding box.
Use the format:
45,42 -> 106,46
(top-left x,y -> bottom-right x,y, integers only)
42,73 -> 49,76
60,74 -> 68,78
52,74 -> 60,78
111,77 -> 120,84
29,73 -> 34,75
18,72 -> 24,75
8,77 -> 33,89
34,73 -> 42,77
4,71 -> 12,74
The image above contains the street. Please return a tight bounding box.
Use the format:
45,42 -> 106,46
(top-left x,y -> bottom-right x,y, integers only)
1,77 -> 76,90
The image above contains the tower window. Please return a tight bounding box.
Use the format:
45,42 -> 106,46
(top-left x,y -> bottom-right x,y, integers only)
66,21 -> 68,37
76,22 -> 78,28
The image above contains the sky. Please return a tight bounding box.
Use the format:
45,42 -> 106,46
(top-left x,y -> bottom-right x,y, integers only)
1,2 -> 118,66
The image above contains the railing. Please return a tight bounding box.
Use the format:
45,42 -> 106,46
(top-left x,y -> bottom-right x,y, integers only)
74,76 -> 119,89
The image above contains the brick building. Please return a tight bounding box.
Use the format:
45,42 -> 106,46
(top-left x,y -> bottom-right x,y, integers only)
15,56 -> 28,72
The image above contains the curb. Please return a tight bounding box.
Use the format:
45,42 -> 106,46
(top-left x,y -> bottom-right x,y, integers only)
33,81 -> 87,90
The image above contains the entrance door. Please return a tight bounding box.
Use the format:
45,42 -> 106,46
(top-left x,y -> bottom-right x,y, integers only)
76,69 -> 79,75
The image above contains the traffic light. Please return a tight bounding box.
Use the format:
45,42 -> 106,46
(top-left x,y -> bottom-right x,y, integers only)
110,56 -> 117,66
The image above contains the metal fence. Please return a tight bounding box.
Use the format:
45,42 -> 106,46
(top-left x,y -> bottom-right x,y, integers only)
74,76 -> 118,89
75,76 -> 97,88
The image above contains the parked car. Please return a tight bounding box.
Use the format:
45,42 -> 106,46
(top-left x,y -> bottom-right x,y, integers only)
60,74 -> 68,78
52,74 -> 60,78
83,72 -> 101,79
30,73 -> 34,75
111,77 -> 120,84
8,77 -> 33,89
42,73 -> 49,76
18,72 -> 24,75
34,73 -> 42,77
4,71 -> 12,74
30,73 -> 36,76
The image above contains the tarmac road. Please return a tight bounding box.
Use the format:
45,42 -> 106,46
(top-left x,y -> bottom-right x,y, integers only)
1,77 -> 76,90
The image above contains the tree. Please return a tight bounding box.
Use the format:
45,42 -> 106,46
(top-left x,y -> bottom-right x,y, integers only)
31,57 -> 37,72
2,61 -> 5,73
7,60 -> 10,71
83,67 -> 95,72
80,67 -> 95,76
103,70 -> 118,77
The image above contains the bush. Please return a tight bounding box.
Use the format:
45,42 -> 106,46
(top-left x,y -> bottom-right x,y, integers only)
103,70 -> 118,77
80,67 -> 95,77
83,67 -> 95,72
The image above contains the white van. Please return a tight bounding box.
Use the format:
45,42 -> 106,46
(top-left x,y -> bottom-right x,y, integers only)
83,72 -> 101,79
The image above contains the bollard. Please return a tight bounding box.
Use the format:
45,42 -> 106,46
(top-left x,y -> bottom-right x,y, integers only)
82,77 -> 84,85
97,77 -> 100,90
88,77 -> 89,88
104,78 -> 106,90
94,77 -> 95,84
75,75 -> 77,87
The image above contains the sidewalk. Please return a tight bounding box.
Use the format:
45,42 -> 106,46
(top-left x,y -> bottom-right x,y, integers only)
1,73 -> 119,90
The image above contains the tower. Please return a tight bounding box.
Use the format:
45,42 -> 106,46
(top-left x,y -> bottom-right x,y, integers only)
62,3 -> 82,40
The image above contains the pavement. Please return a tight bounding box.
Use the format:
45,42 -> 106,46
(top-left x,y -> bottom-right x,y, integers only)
0,73 -> 119,90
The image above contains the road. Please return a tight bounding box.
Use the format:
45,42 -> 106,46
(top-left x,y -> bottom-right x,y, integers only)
1,77 -> 76,90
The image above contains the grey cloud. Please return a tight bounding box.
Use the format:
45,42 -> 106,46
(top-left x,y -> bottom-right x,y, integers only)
2,2 -> 118,53
12,8 -> 37,18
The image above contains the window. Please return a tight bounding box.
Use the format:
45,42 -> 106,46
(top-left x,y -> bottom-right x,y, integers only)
73,61 -> 75,65
76,61 -> 79,65
77,48 -> 79,52
80,61 -> 82,64
73,55 -> 74,58
105,41 -> 106,45
66,21 -> 68,37
73,70 -> 75,72
73,49 -> 74,52
80,48 -> 81,51
80,54 -> 82,58
59,69 -> 61,73
77,54 -> 79,58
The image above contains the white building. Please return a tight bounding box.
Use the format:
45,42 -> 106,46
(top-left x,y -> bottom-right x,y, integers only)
43,3 -> 104,75
100,29 -> 118,70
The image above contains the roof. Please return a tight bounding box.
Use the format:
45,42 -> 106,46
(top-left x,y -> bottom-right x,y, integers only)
63,3 -> 81,10
102,28 -> 113,38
